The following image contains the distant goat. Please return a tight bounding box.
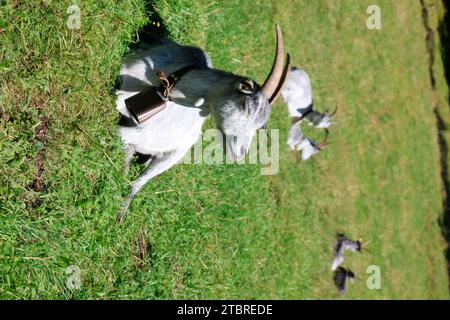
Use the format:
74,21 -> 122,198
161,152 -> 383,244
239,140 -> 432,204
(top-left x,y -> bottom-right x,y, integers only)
287,122 -> 328,161
333,267 -> 355,294
281,67 -> 337,128
331,233 -> 367,271
115,25 -> 291,220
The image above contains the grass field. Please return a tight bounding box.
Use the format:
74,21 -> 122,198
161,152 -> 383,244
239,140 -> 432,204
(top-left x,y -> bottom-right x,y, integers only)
1,0 -> 449,299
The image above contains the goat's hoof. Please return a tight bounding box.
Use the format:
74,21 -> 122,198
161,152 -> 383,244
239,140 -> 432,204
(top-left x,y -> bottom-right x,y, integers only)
116,207 -> 128,224
116,197 -> 132,224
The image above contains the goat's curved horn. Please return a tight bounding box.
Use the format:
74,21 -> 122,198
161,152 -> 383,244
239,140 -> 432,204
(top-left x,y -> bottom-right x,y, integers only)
317,130 -> 329,150
330,105 -> 338,117
261,24 -> 288,103
269,54 -> 291,104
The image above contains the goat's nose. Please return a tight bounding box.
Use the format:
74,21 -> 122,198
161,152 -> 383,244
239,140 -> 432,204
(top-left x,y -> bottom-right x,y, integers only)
240,145 -> 246,155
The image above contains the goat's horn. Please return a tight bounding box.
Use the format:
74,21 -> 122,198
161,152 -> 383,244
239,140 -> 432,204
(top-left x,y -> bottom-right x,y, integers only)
261,24 -> 287,103
317,130 -> 329,150
269,54 -> 291,104
330,105 -> 338,117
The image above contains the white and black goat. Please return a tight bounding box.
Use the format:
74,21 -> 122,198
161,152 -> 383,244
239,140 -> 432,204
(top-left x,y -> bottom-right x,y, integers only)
281,67 -> 337,129
287,121 -> 328,161
331,233 -> 364,271
333,267 -> 355,294
115,25 -> 291,220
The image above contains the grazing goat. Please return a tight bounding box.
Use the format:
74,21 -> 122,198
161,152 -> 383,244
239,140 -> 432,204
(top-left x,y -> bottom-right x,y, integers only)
115,25 -> 291,221
287,122 -> 328,161
333,267 -> 355,294
281,67 -> 337,129
331,233 -> 367,271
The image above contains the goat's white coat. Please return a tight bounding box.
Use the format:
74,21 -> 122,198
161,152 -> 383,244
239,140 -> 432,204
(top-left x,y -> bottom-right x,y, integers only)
297,139 -> 320,161
287,122 -> 320,161
116,50 -> 210,214
116,47 -> 213,155
115,39 -> 271,217
281,68 -> 313,118
281,68 -> 334,129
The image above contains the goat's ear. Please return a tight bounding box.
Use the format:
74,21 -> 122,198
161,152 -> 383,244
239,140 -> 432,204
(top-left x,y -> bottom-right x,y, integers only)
238,79 -> 257,95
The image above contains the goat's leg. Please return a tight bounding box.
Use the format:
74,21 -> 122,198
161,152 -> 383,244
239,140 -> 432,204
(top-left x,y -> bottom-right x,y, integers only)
117,148 -> 187,222
287,122 -> 303,163
287,122 -> 303,149
124,144 -> 135,175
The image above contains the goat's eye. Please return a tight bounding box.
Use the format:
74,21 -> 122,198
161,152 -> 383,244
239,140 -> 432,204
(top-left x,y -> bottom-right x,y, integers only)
238,79 -> 255,95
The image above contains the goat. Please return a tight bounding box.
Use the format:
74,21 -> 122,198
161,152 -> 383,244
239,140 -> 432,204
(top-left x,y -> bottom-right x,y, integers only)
331,233 -> 368,271
287,119 -> 328,161
281,67 -> 337,129
115,25 -> 291,221
333,267 -> 355,294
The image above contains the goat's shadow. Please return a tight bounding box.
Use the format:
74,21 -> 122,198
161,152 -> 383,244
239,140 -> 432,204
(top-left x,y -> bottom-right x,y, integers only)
136,1 -> 170,40
437,0 -> 450,290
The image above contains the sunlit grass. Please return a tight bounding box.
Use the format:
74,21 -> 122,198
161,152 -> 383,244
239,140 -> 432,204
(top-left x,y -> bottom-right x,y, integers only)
0,0 -> 448,299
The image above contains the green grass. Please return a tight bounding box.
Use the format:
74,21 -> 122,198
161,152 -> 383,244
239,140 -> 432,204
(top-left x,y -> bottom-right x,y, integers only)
0,0 -> 449,299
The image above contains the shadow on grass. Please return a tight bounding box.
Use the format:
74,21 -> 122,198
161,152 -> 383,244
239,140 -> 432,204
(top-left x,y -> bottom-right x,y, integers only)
434,108 -> 450,289
135,1 -> 170,44
439,0 -> 450,89
421,0 -> 450,290
437,0 -> 450,290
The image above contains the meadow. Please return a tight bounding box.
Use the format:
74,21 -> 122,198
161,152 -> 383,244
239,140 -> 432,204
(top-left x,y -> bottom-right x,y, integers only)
0,0 -> 449,299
